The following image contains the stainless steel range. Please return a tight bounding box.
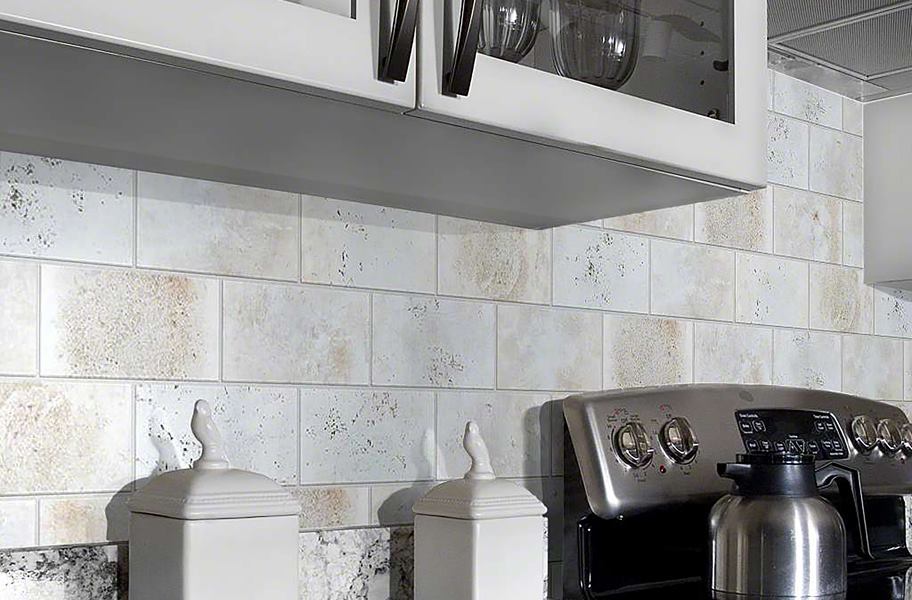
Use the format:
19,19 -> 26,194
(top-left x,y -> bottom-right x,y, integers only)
562,384 -> 912,600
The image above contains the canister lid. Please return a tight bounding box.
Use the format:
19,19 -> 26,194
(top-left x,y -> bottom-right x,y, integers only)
413,422 -> 547,520
128,400 -> 299,520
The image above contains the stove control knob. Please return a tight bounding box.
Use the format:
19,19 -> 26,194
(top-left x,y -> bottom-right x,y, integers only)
849,415 -> 879,453
614,422 -> 654,469
901,423 -> 912,456
659,417 -> 698,464
877,419 -> 902,455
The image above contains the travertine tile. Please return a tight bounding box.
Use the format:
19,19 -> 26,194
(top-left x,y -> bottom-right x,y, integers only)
370,482 -> 434,526
768,114 -> 809,188
773,186 -> 842,263
603,314 -> 693,389
773,329 -> 841,391
843,335 -> 903,400
38,494 -> 129,546
516,477 -> 562,561
905,341 -> 911,400
497,304 -> 601,391
550,397 -> 565,476
137,173 -> 299,280
135,384 -> 298,484
292,486 -> 370,530
0,153 -> 133,265
694,188 -> 772,252
552,226 -> 648,312
302,196 -> 436,293
300,388 -> 434,483
438,216 -> 550,303
437,391 -> 549,479
843,200 -> 863,268
809,264 -> 873,333
810,126 -> 863,201
0,382 -> 131,494
0,499 -> 36,549
223,280 -> 369,384
875,287 -> 912,338
736,253 -> 808,327
651,239 -> 735,320
767,69 -> 775,110
603,204 -> 693,241
773,73 -> 842,128
694,322 -> 772,384
842,98 -> 864,136
41,265 -> 219,379
0,260 -> 37,375
372,294 -> 495,388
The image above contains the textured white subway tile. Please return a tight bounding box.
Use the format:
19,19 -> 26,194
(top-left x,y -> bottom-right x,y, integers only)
842,98 -> 864,136
135,384 -> 298,485
372,294 -> 495,388
437,391 -> 549,479
809,264 -> 873,334
773,73 -> 842,128
0,382 -> 131,494
772,186 -> 842,263
773,329 -> 841,392
302,196 -> 436,293
768,114 -> 809,188
497,304 -> 601,391
40,265 -> 219,379
694,188 -> 772,252
809,126 -> 863,201
38,494 -> 129,546
603,204 -> 693,241
438,216 -> 550,303
905,341 -> 911,400
735,253 -> 808,328
370,482 -> 434,526
843,335 -> 903,400
651,239 -> 734,320
137,173 -> 299,280
300,388 -> 434,483
843,200 -> 864,268
292,486 -> 370,530
604,314 -> 693,388
694,322 -> 772,384
0,153 -> 133,265
0,260 -> 37,376
0,499 -> 36,549
552,226 -> 648,312
875,287 -> 912,338
223,280 -> 369,384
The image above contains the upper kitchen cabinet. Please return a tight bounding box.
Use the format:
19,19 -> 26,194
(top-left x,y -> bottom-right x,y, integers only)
414,0 -> 767,189
0,0 -> 417,109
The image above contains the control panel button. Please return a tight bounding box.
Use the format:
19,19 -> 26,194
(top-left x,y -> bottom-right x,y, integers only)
738,420 -> 754,434
850,415 -> 879,453
752,420 -> 766,432
614,422 -> 654,468
877,419 -> 902,455
901,423 -> 912,456
659,417 -> 699,464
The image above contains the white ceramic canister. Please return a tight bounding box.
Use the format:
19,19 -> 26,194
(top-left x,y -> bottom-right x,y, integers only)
128,400 -> 300,600
413,421 -> 548,600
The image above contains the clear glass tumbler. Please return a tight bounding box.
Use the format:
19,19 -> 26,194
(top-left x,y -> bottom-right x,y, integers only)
478,0 -> 543,63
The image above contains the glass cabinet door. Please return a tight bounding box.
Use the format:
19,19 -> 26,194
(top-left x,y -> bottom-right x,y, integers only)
0,0 -> 418,110
415,0 -> 766,189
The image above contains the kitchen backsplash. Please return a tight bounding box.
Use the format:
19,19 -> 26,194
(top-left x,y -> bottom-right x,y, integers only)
0,71 -> 904,599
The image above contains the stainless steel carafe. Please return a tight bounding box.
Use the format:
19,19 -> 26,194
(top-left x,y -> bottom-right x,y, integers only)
709,454 -> 873,600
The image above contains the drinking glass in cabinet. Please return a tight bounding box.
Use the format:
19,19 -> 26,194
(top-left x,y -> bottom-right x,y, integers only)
478,0 -> 543,63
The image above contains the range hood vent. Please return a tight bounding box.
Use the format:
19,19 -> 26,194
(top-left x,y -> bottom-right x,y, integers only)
768,0 -> 912,102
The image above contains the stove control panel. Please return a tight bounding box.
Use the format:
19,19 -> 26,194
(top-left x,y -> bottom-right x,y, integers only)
735,409 -> 848,459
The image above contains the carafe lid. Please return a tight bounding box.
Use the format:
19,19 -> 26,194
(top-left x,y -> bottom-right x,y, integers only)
718,452 -> 819,496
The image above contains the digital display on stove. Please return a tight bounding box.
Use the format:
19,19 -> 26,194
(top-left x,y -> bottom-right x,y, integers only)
735,409 -> 849,460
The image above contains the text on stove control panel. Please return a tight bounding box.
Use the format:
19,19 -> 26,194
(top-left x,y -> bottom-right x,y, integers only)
735,409 -> 848,459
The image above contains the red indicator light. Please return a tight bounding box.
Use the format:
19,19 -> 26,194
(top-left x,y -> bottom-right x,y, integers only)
659,465 -> 667,474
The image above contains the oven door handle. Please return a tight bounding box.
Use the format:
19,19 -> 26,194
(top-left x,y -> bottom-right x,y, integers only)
379,0 -> 420,82
443,0 -> 482,96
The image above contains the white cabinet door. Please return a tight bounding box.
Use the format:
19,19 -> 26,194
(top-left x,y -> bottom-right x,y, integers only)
0,0 -> 417,110
414,0 -> 766,189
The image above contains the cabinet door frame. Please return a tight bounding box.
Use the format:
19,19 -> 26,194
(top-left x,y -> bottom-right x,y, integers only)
414,0 -> 767,189
0,0 -> 416,110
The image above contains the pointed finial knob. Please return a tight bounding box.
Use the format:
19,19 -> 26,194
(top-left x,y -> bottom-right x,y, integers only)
463,421 -> 495,480
191,400 -> 230,470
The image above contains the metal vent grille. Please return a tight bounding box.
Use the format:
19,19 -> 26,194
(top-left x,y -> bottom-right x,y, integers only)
768,0 -> 904,38
781,8 -> 912,77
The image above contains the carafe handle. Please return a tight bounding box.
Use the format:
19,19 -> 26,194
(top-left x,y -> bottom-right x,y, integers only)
815,462 -> 873,559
